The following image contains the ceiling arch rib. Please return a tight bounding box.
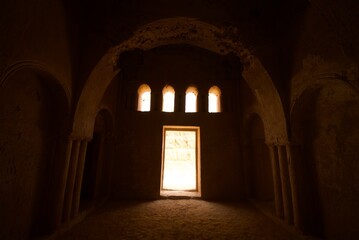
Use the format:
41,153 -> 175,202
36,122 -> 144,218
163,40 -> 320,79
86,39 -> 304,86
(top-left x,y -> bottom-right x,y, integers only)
73,17 -> 287,144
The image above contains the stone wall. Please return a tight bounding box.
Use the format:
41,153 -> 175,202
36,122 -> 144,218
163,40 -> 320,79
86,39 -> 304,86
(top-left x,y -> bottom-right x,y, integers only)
0,70 -> 68,239
112,45 -> 244,200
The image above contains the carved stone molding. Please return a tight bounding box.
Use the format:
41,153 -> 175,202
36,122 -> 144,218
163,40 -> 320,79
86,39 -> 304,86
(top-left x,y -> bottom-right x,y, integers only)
291,55 -> 359,106
0,60 -> 71,103
111,18 -> 253,68
75,17 -> 287,145
0,60 -> 48,87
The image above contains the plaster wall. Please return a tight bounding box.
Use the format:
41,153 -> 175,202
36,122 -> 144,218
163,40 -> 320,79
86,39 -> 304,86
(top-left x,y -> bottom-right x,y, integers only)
0,0 -> 72,97
289,3 -> 358,77
114,112 -> 242,200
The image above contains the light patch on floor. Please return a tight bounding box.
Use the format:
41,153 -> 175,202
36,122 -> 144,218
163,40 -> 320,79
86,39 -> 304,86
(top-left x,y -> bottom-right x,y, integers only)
59,200 -> 307,240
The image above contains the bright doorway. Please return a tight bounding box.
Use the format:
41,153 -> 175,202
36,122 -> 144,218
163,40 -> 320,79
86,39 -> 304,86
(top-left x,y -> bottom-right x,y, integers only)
161,126 -> 201,197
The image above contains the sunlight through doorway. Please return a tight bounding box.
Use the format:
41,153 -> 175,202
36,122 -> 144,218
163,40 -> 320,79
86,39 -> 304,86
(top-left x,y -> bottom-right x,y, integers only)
161,126 -> 201,197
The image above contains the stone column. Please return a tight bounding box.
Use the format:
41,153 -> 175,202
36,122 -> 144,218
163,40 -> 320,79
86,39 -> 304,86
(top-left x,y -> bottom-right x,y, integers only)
277,145 -> 293,224
54,137 -> 73,227
62,139 -> 81,222
267,144 -> 284,218
71,140 -> 89,217
286,144 -> 302,229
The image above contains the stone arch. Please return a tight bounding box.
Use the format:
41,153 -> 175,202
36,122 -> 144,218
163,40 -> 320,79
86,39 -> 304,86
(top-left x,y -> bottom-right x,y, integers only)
73,17 -> 287,144
0,67 -> 70,238
290,55 -> 359,143
95,106 -> 115,137
290,60 -> 359,237
0,60 -> 71,105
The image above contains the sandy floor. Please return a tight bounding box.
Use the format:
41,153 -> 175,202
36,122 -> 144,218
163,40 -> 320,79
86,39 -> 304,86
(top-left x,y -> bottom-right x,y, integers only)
59,199 -> 306,240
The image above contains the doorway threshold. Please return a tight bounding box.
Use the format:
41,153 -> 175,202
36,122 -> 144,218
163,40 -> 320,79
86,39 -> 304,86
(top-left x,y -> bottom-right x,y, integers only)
160,190 -> 201,199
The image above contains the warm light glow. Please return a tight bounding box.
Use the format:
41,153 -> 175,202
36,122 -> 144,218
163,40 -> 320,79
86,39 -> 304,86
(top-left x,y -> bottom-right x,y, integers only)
185,87 -> 198,113
137,84 -> 151,112
208,93 -> 218,113
162,85 -> 175,112
141,92 -> 151,111
162,130 -> 197,190
208,86 -> 221,113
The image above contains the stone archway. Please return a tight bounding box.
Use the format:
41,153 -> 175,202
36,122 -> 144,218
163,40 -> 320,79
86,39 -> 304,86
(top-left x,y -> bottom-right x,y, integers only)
0,60 -> 71,102
0,67 -> 70,238
73,17 -> 287,144
290,68 -> 359,238
288,56 -> 359,234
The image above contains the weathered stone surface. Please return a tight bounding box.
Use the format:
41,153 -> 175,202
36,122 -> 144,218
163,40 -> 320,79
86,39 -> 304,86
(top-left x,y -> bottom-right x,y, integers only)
1,1 -> 359,239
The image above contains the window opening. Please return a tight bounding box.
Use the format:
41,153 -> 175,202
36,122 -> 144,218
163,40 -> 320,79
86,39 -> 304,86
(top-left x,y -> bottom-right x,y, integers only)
208,86 -> 221,113
162,85 -> 175,112
185,87 -> 198,113
137,84 -> 151,112
161,126 -> 201,197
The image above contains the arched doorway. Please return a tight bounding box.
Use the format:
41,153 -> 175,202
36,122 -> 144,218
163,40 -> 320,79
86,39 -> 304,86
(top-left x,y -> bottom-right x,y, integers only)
72,17 -> 287,145
291,80 -> 359,238
0,69 -> 69,238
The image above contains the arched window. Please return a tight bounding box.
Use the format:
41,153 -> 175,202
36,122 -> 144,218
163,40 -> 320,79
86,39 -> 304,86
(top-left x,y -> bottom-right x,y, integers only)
162,85 -> 175,112
185,86 -> 198,113
208,86 -> 221,113
137,84 -> 151,112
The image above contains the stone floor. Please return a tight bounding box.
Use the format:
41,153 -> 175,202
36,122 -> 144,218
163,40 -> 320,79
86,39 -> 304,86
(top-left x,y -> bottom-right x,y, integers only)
58,199 -> 309,240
